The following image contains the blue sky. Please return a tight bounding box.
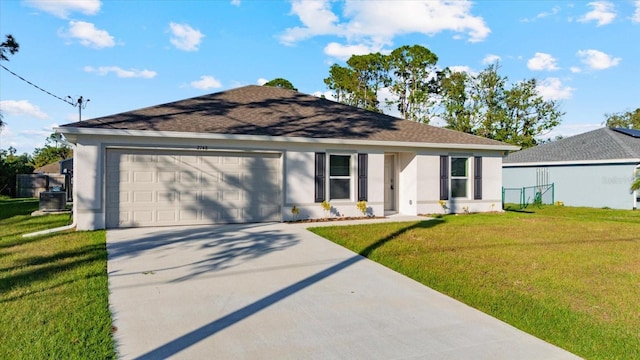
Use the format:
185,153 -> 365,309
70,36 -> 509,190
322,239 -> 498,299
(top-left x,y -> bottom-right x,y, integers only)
1,0 -> 639,155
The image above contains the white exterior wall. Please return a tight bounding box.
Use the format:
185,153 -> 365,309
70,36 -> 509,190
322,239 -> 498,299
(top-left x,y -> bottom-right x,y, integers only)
68,132 -> 508,230
398,152 -> 417,215
416,154 -> 441,215
503,163 -> 639,210
74,140 -> 105,230
282,150 -> 385,221
366,152 -> 385,217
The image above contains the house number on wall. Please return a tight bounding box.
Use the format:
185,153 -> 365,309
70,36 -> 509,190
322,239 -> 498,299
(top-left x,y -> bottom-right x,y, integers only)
196,145 -> 208,150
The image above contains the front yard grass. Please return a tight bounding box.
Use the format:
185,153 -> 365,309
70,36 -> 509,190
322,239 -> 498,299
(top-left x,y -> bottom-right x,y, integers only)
0,198 -> 115,359
310,206 -> 640,359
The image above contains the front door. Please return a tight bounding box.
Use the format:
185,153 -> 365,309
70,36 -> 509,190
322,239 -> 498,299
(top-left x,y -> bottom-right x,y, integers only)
384,154 -> 395,211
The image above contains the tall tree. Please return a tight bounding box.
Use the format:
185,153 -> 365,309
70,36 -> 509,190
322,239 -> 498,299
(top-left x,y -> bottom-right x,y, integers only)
324,52 -> 389,113
31,133 -> 73,168
263,78 -> 298,91
437,62 -> 563,148
0,147 -> 33,197
387,45 -> 439,123
324,64 -> 356,105
604,108 -> 640,129
438,68 -> 474,133
499,78 -> 562,148
0,34 -> 19,61
0,34 -> 19,129
632,169 -> 640,192
346,52 -> 390,112
470,62 -> 509,139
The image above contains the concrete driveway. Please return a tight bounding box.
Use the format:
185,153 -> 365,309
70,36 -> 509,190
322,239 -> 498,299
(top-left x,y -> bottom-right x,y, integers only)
107,219 -> 580,360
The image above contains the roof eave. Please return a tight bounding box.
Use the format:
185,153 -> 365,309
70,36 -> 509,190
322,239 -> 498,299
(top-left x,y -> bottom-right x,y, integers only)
55,127 -> 519,151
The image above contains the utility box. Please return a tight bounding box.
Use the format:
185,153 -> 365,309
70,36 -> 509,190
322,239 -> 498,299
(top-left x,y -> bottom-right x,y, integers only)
39,191 -> 67,212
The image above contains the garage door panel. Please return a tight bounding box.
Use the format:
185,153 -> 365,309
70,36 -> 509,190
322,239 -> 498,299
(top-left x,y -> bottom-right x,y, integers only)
158,171 -> 177,183
200,172 -> 221,184
157,210 -> 177,222
133,191 -> 153,203
106,149 -> 281,228
157,191 -> 177,203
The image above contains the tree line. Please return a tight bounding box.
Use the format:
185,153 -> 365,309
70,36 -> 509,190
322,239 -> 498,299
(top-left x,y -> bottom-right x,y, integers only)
2,33 -> 638,195
322,45 -> 565,149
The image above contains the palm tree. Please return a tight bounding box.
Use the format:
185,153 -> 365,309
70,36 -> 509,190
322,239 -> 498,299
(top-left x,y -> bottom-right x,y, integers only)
632,169 -> 640,192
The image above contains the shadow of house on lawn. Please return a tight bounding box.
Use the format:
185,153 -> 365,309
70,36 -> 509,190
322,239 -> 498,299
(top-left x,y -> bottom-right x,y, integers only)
134,219 -> 443,359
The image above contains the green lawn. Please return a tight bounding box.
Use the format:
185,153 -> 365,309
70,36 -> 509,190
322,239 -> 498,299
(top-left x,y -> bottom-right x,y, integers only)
310,206 -> 640,359
0,198 -> 115,360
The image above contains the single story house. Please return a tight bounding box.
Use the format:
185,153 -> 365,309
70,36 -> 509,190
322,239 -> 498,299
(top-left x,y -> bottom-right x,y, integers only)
503,127 -> 640,210
55,85 -> 518,230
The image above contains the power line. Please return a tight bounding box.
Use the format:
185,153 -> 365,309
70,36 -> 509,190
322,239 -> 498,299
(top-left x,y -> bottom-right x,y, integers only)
0,63 -> 74,106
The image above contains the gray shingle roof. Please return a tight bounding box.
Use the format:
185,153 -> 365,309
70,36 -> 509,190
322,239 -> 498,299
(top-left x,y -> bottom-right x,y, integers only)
504,127 -> 640,163
60,85 -> 510,148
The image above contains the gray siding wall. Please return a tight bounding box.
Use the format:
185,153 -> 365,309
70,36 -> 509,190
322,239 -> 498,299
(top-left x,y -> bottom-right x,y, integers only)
503,163 -> 638,210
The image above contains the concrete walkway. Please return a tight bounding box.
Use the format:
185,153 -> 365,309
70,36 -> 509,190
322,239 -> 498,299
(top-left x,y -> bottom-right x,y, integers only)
107,218 -> 580,359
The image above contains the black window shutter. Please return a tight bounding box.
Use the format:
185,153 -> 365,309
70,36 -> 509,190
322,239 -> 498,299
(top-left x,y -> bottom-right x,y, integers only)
440,155 -> 449,200
474,156 -> 482,200
314,152 -> 326,203
357,154 -> 368,201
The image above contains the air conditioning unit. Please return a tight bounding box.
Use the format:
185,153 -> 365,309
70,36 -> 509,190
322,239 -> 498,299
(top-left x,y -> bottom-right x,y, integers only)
39,191 -> 67,212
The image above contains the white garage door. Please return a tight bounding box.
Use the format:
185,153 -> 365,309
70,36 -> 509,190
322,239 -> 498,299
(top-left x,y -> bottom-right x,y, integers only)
105,149 -> 281,228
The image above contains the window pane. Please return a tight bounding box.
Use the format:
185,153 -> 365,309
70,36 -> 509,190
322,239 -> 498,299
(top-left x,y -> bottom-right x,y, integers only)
451,157 -> 467,177
330,155 -> 350,176
330,179 -> 350,199
451,179 -> 467,198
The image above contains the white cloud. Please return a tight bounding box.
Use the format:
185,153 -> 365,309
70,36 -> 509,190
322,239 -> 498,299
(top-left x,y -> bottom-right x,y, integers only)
578,1 -> 616,26
570,66 -> 582,73
633,1 -> 640,23
535,78 -> 574,100
324,42 -> 378,60
521,5 -> 561,22
577,49 -> 621,70
61,21 -> 115,48
527,52 -> 559,71
482,54 -> 501,65
449,65 -> 474,75
280,0 -> 342,45
25,0 -> 101,18
312,90 -> 336,101
0,100 -> 49,119
257,78 -> 268,85
169,22 -> 204,51
280,0 -> 490,49
84,66 -> 157,78
231,0 -> 241,5
190,75 -> 222,90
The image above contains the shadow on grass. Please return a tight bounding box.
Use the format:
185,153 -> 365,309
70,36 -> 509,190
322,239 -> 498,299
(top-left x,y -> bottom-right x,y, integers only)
504,207 -> 536,214
0,241 -> 106,303
359,219 -> 444,257
135,219 -> 443,359
0,199 -> 38,220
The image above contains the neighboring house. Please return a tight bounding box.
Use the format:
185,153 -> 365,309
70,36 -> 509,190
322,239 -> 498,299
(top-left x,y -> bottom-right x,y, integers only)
503,127 -> 640,210
55,85 -> 517,230
16,158 -> 73,200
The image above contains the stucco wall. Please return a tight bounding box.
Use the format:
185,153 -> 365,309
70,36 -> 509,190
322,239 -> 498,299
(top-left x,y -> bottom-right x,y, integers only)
503,163 -> 638,210
68,133 -> 508,229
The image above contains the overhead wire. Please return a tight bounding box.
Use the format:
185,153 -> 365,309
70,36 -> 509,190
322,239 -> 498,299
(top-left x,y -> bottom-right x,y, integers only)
0,63 -> 75,106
